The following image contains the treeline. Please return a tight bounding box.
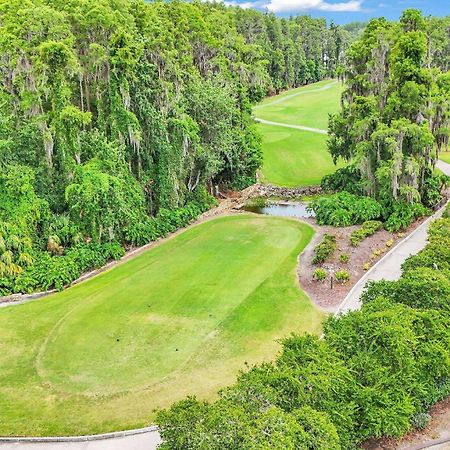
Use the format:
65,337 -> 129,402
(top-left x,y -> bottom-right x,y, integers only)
156,211 -> 450,450
326,9 -> 450,225
0,0 -> 353,295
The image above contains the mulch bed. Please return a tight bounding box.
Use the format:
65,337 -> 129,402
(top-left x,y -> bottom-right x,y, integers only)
297,216 -> 427,312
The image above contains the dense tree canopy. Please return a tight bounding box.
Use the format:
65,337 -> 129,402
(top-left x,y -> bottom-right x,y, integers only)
328,10 -> 450,209
0,0 -> 352,294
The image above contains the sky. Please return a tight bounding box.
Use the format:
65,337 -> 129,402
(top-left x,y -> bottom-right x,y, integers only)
224,0 -> 449,24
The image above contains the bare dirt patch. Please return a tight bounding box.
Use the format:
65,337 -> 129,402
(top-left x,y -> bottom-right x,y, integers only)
297,216 -> 427,312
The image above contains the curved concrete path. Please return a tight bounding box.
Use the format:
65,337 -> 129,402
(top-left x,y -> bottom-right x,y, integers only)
0,431 -> 162,450
336,159 -> 450,315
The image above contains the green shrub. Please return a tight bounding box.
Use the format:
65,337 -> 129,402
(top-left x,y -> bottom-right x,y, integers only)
428,217 -> 450,243
324,299 -> 450,440
11,242 -> 125,294
320,166 -> 364,196
350,220 -> 383,246
384,202 -> 429,232
308,192 -> 383,227
361,268 -> 450,311
334,270 -> 350,284
421,174 -> 449,208
402,242 -> 450,273
313,268 -> 328,281
442,202 -> 450,219
339,253 -> 349,263
312,234 -> 336,264
244,197 -> 267,208
124,198 -> 215,247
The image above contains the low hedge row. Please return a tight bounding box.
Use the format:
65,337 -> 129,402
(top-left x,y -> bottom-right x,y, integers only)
350,220 -> 383,246
0,198 -> 216,296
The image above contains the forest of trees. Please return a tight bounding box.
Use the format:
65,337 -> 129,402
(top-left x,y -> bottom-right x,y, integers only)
0,0 -> 354,295
325,9 -> 450,230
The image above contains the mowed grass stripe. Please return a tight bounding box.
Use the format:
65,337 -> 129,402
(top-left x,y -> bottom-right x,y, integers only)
0,215 -> 324,436
255,80 -> 343,187
256,80 -> 342,130
259,124 -> 342,187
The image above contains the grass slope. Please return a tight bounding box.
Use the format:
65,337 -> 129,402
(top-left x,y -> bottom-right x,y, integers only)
255,80 -> 343,187
0,215 -> 323,436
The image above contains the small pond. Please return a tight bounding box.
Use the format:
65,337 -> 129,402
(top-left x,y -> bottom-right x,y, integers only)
242,202 -> 315,218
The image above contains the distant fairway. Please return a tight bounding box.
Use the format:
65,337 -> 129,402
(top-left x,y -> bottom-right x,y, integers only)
0,215 -> 323,436
254,80 -> 343,187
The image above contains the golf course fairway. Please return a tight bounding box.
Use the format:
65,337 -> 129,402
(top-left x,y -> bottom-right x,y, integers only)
254,80 -> 343,187
0,215 -> 323,436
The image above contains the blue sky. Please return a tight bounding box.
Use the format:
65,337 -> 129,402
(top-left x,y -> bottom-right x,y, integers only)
224,0 -> 449,24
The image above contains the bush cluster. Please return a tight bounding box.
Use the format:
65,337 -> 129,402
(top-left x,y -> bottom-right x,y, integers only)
312,234 -> 336,264
349,220 -> 383,246
156,216 -> 450,450
400,218 -> 450,276
384,202 -> 429,232
4,242 -> 125,294
334,270 -> 350,284
308,192 -> 383,227
125,197 -> 216,247
313,268 -> 328,281
320,166 -> 364,196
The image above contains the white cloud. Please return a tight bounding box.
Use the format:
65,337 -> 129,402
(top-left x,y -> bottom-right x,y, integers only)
262,0 -> 364,13
224,0 -> 261,7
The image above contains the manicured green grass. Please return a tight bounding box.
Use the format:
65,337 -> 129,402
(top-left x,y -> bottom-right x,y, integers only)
439,151 -> 450,164
255,80 -> 343,130
0,215 -> 323,436
255,80 -> 343,186
259,124 -> 342,187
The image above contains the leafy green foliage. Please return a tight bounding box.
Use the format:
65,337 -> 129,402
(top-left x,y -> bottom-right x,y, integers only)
320,166 -> 364,195
361,268 -> 450,311
313,268 -> 328,281
8,243 -> 125,294
334,270 -> 350,284
308,192 -> 383,227
401,218 -> 450,273
384,202 -> 428,232
339,253 -> 349,263
312,234 -> 336,264
350,220 -> 383,246
327,10 -> 450,209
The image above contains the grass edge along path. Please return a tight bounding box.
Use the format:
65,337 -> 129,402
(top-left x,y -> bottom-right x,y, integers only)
0,214 -> 324,437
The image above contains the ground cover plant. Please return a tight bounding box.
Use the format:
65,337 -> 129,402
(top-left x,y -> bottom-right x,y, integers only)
255,81 -> 344,187
312,234 -> 337,264
308,192 -> 383,227
350,221 -> 383,246
157,214 -> 450,450
0,215 -> 324,436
